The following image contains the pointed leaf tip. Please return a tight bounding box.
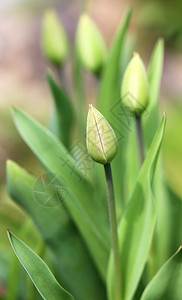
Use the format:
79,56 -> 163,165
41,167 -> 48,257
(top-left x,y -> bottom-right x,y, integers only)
8,231 -> 74,300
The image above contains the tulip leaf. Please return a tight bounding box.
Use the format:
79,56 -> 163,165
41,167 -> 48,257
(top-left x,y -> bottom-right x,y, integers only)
142,39 -> 175,272
98,9 -> 132,116
12,107 -> 110,280
165,186 -> 182,255
97,10 -> 132,215
6,160 -> 106,300
107,113 -> 166,300
143,38 -> 164,148
141,245 -> 182,300
47,71 -> 74,148
7,230 -> 74,300
152,184 -> 182,273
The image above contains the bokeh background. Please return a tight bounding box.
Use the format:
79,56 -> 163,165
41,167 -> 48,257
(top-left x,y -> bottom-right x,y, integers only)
0,0 -> 182,297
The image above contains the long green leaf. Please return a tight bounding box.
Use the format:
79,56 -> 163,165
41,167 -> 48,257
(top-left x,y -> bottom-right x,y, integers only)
107,113 -> 166,300
6,219 -> 42,300
12,108 -> 110,280
142,39 -> 176,273
97,10 -> 132,215
141,245 -> 182,300
47,71 -> 74,148
165,186 -> 182,255
7,230 -> 74,300
6,160 -> 106,300
143,39 -> 164,148
154,184 -> 182,270
98,9 -> 132,115
117,40 -> 164,209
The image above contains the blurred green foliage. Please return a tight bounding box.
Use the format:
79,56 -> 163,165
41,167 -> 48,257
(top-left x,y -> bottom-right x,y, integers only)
137,0 -> 182,50
161,100 -> 182,197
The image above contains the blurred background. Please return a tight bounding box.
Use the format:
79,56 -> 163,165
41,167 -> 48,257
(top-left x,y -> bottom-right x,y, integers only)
0,0 -> 182,297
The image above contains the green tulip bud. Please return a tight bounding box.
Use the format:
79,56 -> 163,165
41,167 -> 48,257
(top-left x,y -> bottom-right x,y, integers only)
41,9 -> 69,67
76,13 -> 107,74
86,104 -> 118,165
121,53 -> 149,116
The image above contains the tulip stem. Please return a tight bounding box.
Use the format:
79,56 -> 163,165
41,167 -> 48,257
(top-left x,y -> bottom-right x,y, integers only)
56,66 -> 69,93
135,115 -> 145,165
104,163 -> 121,300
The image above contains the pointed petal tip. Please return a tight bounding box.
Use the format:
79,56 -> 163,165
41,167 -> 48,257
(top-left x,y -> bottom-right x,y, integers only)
133,52 -> 139,57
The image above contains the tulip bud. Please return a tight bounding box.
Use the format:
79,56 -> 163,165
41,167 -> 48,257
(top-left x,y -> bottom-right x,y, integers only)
41,9 -> 69,67
121,53 -> 149,116
76,13 -> 107,74
86,105 -> 118,165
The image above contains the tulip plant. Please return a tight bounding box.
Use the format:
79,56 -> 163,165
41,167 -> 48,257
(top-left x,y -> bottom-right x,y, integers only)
5,8 -> 182,300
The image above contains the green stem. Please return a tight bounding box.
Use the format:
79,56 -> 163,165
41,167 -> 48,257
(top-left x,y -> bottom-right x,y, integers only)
104,163 -> 121,300
56,66 -> 69,93
135,115 -> 145,165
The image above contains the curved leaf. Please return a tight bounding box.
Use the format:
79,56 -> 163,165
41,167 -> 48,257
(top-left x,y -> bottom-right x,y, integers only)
98,9 -> 132,115
7,230 -> 74,300
97,10 -> 132,215
125,40 -> 164,203
142,39 -> 175,272
12,108 -> 110,280
107,113 -> 166,300
47,71 -> 74,148
141,245 -> 182,300
6,160 -> 106,300
143,39 -> 164,148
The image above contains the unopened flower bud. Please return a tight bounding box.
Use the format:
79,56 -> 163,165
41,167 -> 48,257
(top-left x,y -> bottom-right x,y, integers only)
41,9 -> 69,67
76,14 -> 107,74
121,53 -> 149,116
86,105 -> 118,165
